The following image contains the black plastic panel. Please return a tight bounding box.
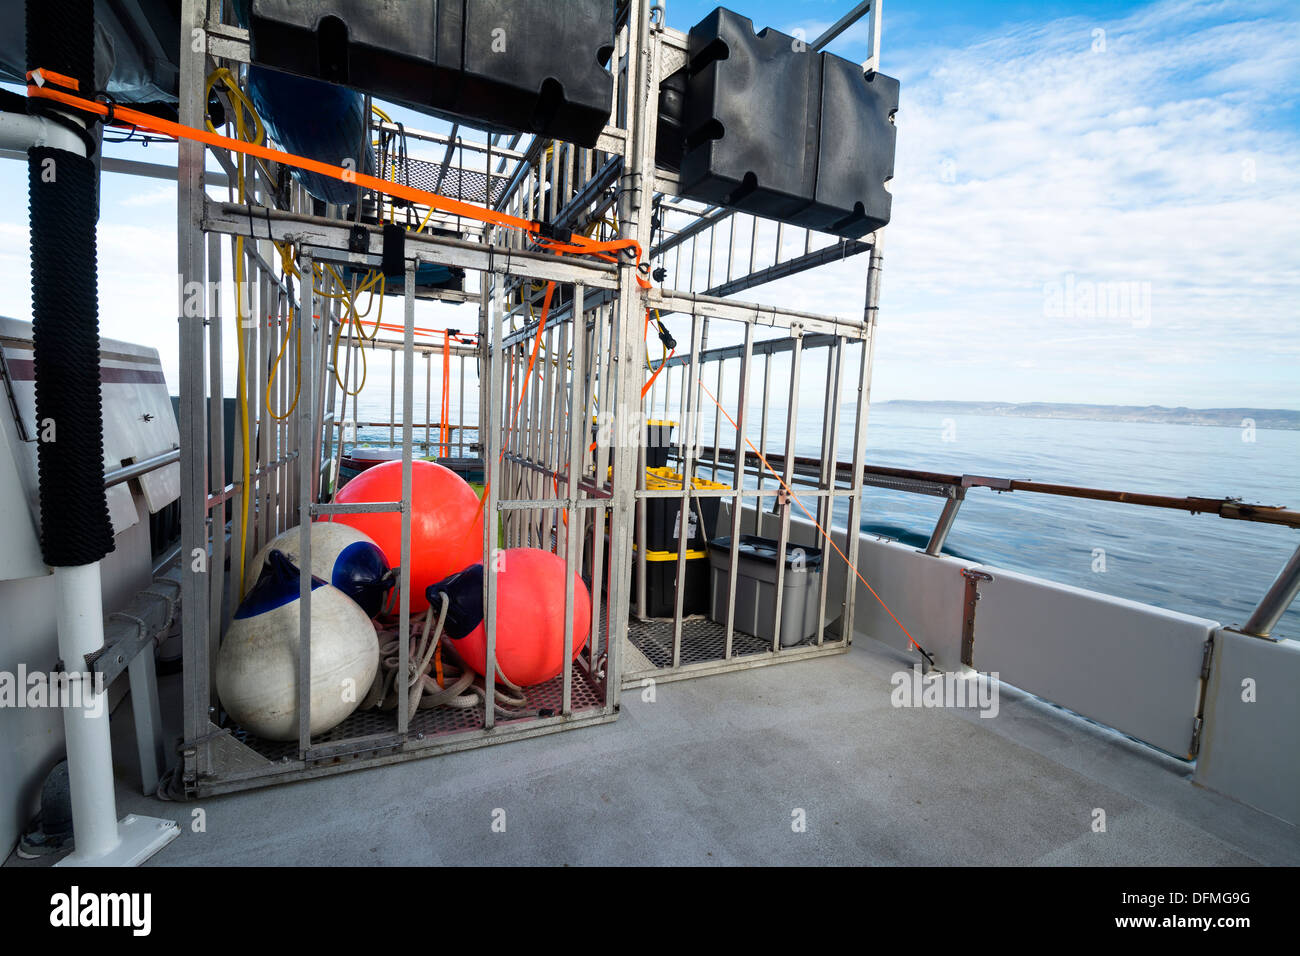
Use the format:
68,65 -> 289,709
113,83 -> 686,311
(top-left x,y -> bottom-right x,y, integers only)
678,8 -> 820,221
655,67 -> 688,171
795,59 -> 898,236
245,0 -> 614,147
674,7 -> 898,238
457,1 -> 615,145
246,0 -> 452,98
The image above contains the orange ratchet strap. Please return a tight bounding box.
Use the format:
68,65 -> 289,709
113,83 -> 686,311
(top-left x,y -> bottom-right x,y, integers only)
25,73 -> 652,287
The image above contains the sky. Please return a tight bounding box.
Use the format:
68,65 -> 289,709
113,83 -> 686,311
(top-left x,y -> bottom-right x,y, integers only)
0,0 -> 1297,409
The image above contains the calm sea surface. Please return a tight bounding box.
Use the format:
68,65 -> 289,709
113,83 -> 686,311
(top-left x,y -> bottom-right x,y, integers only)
835,409 -> 1299,638
350,402 -> 1300,638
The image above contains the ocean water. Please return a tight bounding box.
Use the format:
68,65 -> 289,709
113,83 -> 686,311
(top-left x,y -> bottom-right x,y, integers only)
820,408 -> 1300,639
348,402 -> 1300,638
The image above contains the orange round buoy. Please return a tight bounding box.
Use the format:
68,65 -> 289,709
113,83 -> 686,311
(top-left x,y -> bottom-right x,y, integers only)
454,549 -> 591,687
331,459 -> 484,614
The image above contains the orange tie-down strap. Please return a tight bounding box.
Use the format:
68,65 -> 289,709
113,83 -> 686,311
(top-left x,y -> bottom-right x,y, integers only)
25,70 -> 652,288
440,333 -> 451,457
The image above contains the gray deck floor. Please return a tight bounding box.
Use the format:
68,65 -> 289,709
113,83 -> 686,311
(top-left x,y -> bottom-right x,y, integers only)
13,635 -> 1300,866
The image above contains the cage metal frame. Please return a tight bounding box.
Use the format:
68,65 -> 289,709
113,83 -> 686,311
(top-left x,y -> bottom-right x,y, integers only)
175,0 -> 887,795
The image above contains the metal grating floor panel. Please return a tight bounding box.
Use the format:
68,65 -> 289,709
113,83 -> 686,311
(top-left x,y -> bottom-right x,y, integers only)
372,152 -> 508,207
626,615 -> 835,669
233,664 -> 607,763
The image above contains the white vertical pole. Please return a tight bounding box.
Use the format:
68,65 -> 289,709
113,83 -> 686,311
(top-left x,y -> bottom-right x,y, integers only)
53,563 -> 119,860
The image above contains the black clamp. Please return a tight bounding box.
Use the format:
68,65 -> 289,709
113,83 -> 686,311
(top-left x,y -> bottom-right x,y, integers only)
206,90 -> 226,129
651,312 -> 676,351
348,225 -> 368,254
381,223 -> 405,278
94,92 -> 118,126
536,220 -> 573,245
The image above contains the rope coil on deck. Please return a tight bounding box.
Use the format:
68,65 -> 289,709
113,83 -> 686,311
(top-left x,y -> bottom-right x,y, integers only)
362,593 -> 536,719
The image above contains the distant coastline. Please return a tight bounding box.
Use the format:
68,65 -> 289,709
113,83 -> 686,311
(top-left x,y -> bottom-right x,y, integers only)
876,401 -> 1300,431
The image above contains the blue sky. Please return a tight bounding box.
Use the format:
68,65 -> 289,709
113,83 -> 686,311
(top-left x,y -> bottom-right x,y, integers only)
1,0 -> 1297,409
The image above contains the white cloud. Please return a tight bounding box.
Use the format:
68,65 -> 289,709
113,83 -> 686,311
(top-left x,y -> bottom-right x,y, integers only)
0,0 -> 1296,413
771,0 -> 1300,408
117,184 -> 177,208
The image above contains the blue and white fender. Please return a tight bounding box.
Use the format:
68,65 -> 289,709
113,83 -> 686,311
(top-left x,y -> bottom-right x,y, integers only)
217,550 -> 379,741
249,523 -> 393,618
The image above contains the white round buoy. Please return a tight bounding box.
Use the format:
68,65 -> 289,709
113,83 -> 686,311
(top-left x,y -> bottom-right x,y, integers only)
217,551 -> 379,741
249,523 -> 392,618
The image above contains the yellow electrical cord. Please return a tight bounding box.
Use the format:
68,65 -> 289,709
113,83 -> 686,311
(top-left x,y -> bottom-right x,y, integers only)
369,105 -> 400,221
206,67 -> 263,599
327,264 -> 384,337
645,308 -> 669,372
308,263 -> 376,301
265,305 -> 301,421
278,238 -> 299,278
206,79 -> 399,543
331,321 -> 368,396
416,203 -> 437,233
327,268 -> 388,396
264,238 -> 304,420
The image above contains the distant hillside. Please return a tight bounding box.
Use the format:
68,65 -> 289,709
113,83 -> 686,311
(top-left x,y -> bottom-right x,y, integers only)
876,401 -> 1300,430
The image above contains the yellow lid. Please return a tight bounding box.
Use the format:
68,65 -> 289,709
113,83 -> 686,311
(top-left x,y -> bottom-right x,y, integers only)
643,466 -> 728,492
634,545 -> 708,561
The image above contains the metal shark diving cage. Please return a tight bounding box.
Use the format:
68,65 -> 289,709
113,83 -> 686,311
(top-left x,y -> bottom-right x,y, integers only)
610,3 -> 892,685
175,0 -> 653,796
621,292 -> 878,685
175,0 -> 893,793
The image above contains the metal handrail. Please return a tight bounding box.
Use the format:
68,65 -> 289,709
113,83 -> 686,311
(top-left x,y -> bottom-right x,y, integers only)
694,445 -> 1300,529
691,444 -> 1300,640
104,448 -> 180,488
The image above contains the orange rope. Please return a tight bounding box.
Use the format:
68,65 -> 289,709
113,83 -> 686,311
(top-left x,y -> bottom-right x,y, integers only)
697,378 -> 924,655
369,323 -> 477,342
639,309 -> 673,399
466,279 -> 556,532
512,280 -> 556,437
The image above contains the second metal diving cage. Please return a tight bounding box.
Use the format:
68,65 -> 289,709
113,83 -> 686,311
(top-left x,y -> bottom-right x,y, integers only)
175,0 -> 889,795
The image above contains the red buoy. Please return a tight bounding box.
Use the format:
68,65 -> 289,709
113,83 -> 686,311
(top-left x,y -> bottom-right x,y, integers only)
331,459 -> 484,614
456,548 -> 591,687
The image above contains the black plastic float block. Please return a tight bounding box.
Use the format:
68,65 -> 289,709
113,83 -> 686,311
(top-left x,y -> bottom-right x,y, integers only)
674,7 -> 898,239
245,0 -> 615,147
677,8 -> 821,222
805,57 -> 899,237
455,1 -> 614,146
245,1 -> 454,100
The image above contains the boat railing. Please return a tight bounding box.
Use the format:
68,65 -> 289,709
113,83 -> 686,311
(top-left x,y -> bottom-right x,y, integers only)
692,443 -> 1300,640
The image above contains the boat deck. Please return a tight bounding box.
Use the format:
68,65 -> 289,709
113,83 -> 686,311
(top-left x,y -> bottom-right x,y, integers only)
9,635 -> 1298,867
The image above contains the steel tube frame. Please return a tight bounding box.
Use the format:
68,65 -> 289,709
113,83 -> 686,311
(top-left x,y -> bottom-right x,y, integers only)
178,0 -> 891,788
925,488 -> 966,556
178,0 -> 641,795
1241,543 -> 1300,639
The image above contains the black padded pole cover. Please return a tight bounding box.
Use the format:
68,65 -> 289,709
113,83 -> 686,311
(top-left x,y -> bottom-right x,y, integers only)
26,0 -> 114,567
